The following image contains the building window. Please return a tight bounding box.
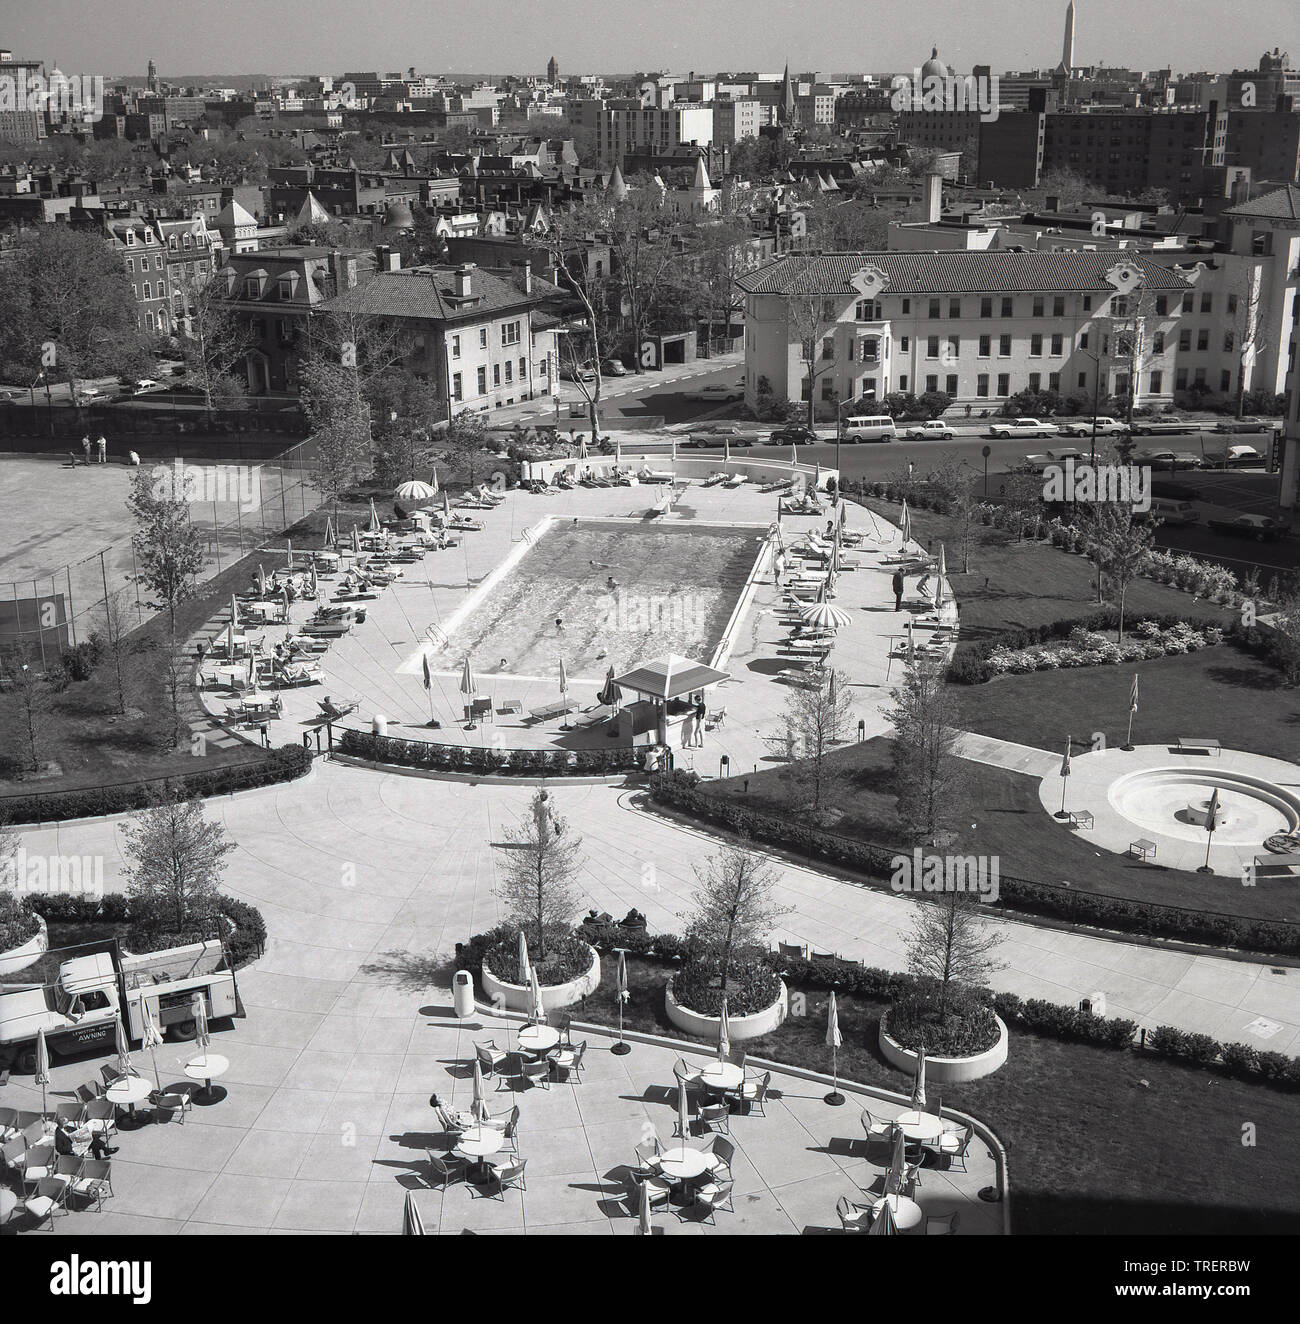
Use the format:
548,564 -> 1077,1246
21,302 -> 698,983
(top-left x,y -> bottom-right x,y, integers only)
976,373 -> 989,397
1220,369 -> 1231,393
899,374 -> 908,391
1227,293 -> 1238,315
1000,296 -> 1013,317
1194,367 -> 1206,386
928,298 -> 941,318
1048,371 -> 1060,391
1083,295 -> 1092,311
855,298 -> 881,320
926,336 -> 939,358
1196,329 -> 1209,351
997,373 -> 1010,395
126,258 -> 134,273
1176,367 -> 1188,389
1080,331 -> 1089,350
980,297 -> 993,318
505,361 -> 514,383
978,334 -> 991,357
822,336 -> 835,361
1181,293 -> 1193,312
1178,329 -> 1191,351
519,357 -> 527,379
479,328 -> 488,348
1155,295 -> 1168,315
901,298 -> 910,314
1032,296 -> 1044,317
1050,333 -> 1063,355
501,320 -> 521,346
1223,331 -> 1235,353
493,363 -> 501,387
925,374 -> 938,392
947,335 -> 959,359
1200,293 -> 1212,314
1078,372 -> 1087,389
452,372 -> 463,401
1153,331 -> 1164,353
1149,370 -> 1162,393
477,366 -> 487,394
900,336 -> 909,351
142,282 -> 151,299
948,298 -> 961,318
820,378 -> 836,400
945,373 -> 957,395
998,334 -> 1011,356
1030,333 -> 1043,357
1052,296 -> 1065,317
451,334 -> 461,359
1028,372 -> 1041,391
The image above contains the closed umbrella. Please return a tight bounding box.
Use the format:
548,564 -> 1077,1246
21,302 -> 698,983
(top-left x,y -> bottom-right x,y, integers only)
281,585 -> 291,628
115,1015 -> 135,1078
472,1058 -> 487,1121
429,469 -> 439,496
824,992 -> 845,1105
140,995 -> 164,1092
912,1044 -> 927,1111
840,503 -> 848,529
402,1189 -> 426,1235
638,1173 -> 654,1235
257,564 -> 267,596
717,997 -> 730,1062
367,498 -> 381,534
324,514 -> 335,548
598,666 -> 622,710
459,657 -> 476,699
677,1077 -> 690,1138
309,562 -> 319,599
612,948 -> 631,1055
899,499 -> 911,546
886,1127 -> 907,1193
724,436 -> 731,467
1056,736 -> 1072,818
442,492 -> 451,520
191,991 -> 211,1065
35,1026 -> 50,1116
558,657 -> 569,728
229,594 -> 240,634
351,524 -> 361,555
529,965 -> 546,1023
1125,672 -> 1139,749
870,1199 -> 898,1235
935,544 -> 948,607
517,930 -> 532,988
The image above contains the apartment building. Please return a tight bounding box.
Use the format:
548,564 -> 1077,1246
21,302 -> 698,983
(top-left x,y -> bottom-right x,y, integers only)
104,216 -> 178,334
573,97 -> 715,165
735,249 -> 1197,417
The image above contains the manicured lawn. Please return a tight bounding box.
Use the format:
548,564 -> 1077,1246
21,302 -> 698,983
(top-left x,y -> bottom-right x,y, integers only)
856,497 -> 1233,646
576,956 -> 1300,1234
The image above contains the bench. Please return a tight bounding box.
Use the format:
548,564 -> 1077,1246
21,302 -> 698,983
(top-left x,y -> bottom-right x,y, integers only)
498,699 -> 523,716
1176,736 -> 1221,756
1252,851 -> 1300,878
1067,809 -> 1094,830
1130,838 -> 1158,861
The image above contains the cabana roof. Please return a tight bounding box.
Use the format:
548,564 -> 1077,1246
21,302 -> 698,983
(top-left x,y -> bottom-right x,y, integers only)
613,653 -> 730,701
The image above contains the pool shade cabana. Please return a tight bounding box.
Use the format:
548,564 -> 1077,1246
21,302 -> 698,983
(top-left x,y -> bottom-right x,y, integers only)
613,653 -> 730,702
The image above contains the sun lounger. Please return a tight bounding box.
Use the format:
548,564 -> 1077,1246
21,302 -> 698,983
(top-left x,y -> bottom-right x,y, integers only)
527,699 -> 573,722
316,698 -> 357,721
723,474 -> 747,488
639,470 -> 675,484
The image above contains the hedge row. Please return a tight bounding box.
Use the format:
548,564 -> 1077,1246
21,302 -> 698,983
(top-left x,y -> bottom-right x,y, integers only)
339,728 -> 646,777
0,744 -> 313,825
646,771 -> 1300,957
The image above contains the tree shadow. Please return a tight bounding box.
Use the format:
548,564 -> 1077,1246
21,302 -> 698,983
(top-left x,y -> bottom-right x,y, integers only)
358,947 -> 455,990
1203,665 -> 1288,692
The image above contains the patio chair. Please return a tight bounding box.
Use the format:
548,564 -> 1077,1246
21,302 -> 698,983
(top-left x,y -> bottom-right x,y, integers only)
153,1091 -> 192,1125
686,1180 -> 734,1225
810,950 -> 839,965
673,1058 -> 702,1088
69,1158 -> 113,1211
475,1040 -> 509,1076
727,1048 -> 748,1071
548,1011 -> 574,1045
702,1136 -> 735,1180
935,1122 -> 973,1172
100,1064 -> 123,1089
550,1040 -> 587,1082
629,1172 -> 672,1211
1,1137 -> 27,1175
54,1101 -> 85,1128
861,1108 -> 894,1143
425,1151 -> 467,1190
496,1105 -> 522,1153
836,1195 -> 873,1232
777,941 -> 808,960
634,1139 -> 664,1174
925,1211 -> 960,1235
22,1177 -> 68,1230
51,1153 -> 83,1197
83,1098 -> 117,1137
482,1158 -> 527,1201
0,1107 -> 18,1139
697,1101 -> 730,1134
23,1141 -> 56,1186
521,1060 -> 551,1091
74,1083 -> 102,1106
739,1071 -> 771,1116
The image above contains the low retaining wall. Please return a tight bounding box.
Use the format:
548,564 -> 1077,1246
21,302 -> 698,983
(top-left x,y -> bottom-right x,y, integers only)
665,978 -> 789,1042
878,1014 -> 1009,1083
480,945 -> 601,1012
0,913 -> 48,978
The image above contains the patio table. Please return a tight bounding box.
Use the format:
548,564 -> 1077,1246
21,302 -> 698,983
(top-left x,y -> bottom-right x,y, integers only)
895,1110 -> 944,1142
105,1072 -> 154,1125
455,1125 -> 505,1182
698,1062 -> 744,1092
517,1024 -> 560,1055
184,1053 -> 229,1104
872,1194 -> 923,1230
657,1146 -> 712,1206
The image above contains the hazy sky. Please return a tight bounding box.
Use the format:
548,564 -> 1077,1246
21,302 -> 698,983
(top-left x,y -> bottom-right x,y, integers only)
4,0 -> 1296,77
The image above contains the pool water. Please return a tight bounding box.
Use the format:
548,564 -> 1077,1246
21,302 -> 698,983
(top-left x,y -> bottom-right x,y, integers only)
439,521 -> 765,680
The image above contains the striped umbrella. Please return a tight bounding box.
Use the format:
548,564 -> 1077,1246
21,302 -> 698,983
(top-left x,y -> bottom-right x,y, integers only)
402,1189 -> 426,1235
191,991 -> 211,1065
141,996 -> 164,1092
801,599 -> 852,631
717,997 -> 730,1062
115,1016 -> 134,1078
35,1026 -> 50,1116
394,480 -> 436,501
912,1044 -> 927,1111
638,1173 -> 654,1235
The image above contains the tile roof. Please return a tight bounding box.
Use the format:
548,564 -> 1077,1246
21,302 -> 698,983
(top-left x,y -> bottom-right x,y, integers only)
324,264 -> 557,322
735,250 -> 1193,296
1223,183 -> 1300,220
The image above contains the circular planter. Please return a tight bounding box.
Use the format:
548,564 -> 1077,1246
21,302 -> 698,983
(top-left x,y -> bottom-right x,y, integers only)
0,912 -> 48,978
665,978 -> 788,1043
480,944 -> 601,1013
879,1013 -> 1009,1084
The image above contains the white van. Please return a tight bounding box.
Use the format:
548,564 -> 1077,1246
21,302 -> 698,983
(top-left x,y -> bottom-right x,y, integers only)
1143,498 -> 1199,525
842,414 -> 898,443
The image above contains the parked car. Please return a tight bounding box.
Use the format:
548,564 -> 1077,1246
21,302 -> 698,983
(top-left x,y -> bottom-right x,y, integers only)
1213,417 -> 1267,433
1205,513 -> 1286,540
683,434 -> 723,448
1059,416 -> 1124,437
1201,444 -> 1263,469
600,358 -> 628,376
560,363 -> 597,383
0,388 -> 19,401
1019,448 -> 1083,473
1128,415 -> 1191,435
1134,448 -> 1200,470
1139,498 -> 1200,525
989,417 -> 1059,438
130,377 -> 162,394
902,420 -> 955,440
684,381 -> 745,403
73,383 -> 102,403
770,424 -> 819,444
1019,453 -> 1055,474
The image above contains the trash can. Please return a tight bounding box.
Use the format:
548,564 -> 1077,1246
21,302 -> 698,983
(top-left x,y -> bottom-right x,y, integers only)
372,714 -> 387,737
452,969 -> 475,1019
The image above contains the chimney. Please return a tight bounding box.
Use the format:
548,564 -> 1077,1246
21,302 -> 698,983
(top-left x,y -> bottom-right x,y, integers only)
923,171 -> 942,224
454,262 -> 474,298
523,259 -> 532,294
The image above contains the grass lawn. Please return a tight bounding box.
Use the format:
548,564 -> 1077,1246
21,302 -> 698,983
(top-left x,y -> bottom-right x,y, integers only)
700,729 -> 1299,923
576,956 -> 1300,1234
856,497 -> 1234,646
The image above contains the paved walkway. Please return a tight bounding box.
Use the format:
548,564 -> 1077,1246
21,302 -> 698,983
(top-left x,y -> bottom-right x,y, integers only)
953,732 -> 1063,778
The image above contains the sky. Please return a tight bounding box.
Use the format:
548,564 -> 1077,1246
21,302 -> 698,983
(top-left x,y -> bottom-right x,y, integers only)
2,0 -> 1296,78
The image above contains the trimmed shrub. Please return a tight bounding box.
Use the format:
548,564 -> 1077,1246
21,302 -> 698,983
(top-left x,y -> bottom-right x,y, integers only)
672,947 -> 783,1018
482,922 -> 594,987
883,985 -> 1001,1056
0,890 -> 41,950
339,728 -> 645,777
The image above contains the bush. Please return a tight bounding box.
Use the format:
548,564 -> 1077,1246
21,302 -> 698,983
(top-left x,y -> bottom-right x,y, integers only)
883,985 -> 1001,1056
481,922 -> 594,987
0,890 -> 41,950
672,947 -> 783,1017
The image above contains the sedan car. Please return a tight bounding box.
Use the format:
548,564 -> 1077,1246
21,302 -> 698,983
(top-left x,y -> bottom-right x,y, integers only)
902,420 -> 955,440
600,359 -> 628,376
684,381 -> 745,403
1128,416 -> 1190,435
770,425 -> 819,444
989,417 -> 1060,438
1213,417 -> 1267,433
1134,448 -> 1201,470
1201,444 -> 1263,469
559,363 -> 597,383
1059,416 -> 1125,437
1205,513 -> 1287,541
130,378 -> 162,394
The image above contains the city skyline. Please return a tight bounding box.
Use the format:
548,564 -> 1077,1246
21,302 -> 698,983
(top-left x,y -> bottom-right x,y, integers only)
2,0 -> 1297,79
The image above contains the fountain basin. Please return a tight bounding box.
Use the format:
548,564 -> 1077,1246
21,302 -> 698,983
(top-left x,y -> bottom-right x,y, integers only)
1109,767 -> 1300,847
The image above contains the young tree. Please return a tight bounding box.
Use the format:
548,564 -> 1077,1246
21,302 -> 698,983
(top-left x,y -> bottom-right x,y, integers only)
2,657 -> 52,774
1078,501 -> 1159,638
126,468 -> 206,636
776,667 -> 855,815
176,267 -> 255,419
1225,262 -> 1269,419
96,587 -> 137,717
1268,577 -> 1300,685
785,251 -> 838,430
684,840 -> 791,993
496,788 -> 583,960
905,888 -> 1004,1019
886,659 -> 968,844
925,451 -> 978,573
120,790 -> 236,932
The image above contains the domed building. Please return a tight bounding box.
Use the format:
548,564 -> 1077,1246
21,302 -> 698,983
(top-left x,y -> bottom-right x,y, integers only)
921,47 -> 949,80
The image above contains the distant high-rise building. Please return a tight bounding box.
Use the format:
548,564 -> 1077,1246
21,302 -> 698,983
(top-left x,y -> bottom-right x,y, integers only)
1061,2 -> 1076,72
547,55 -> 559,85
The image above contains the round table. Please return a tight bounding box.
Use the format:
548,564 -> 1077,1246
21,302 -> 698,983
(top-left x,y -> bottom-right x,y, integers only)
517,1024 -> 559,1055
455,1126 -> 505,1182
105,1072 -> 154,1125
873,1194 -> 923,1230
657,1146 -> 712,1207
0,1187 -> 19,1224
184,1054 -> 230,1104
698,1062 -> 744,1092
895,1110 -> 944,1142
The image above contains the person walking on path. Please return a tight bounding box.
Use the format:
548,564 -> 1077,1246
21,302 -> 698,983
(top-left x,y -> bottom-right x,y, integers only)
96,434 -> 107,464
81,435 -> 91,466
892,570 -> 905,611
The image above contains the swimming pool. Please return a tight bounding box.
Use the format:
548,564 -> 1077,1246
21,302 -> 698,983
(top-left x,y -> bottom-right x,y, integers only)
437,520 -> 766,680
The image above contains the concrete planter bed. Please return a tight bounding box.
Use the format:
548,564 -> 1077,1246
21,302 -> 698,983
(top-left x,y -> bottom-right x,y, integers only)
0,912 -> 48,977
665,977 -> 789,1043
879,1013 -> 1009,1083
480,944 -> 601,1012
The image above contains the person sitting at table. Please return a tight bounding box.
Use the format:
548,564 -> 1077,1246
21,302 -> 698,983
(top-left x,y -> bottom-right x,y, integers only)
56,1117 -> 116,1159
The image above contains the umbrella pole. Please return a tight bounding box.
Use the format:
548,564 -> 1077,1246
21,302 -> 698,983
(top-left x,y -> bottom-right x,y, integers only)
150,1046 -> 161,1094
824,1044 -> 845,1106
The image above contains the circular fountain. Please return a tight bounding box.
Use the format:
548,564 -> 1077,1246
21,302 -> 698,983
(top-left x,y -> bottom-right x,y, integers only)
1108,767 -> 1300,847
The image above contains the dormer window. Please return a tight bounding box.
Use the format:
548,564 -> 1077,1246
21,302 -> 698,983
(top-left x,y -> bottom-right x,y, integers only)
244,275 -> 265,298
278,276 -> 294,300
183,233 -> 192,248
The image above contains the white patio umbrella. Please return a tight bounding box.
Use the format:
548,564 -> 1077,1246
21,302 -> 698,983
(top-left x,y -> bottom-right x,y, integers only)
870,1199 -> 898,1235
114,1016 -> 135,1078
324,514 -> 335,547
285,537 -> 294,569
638,1174 -> 654,1235
677,1077 -> 690,1139
140,996 -> 164,1092
402,1189 -> 426,1235
256,564 -> 267,596
789,443 -> 798,467
724,436 -> 731,467
472,1058 -> 487,1121
558,657 -> 569,728
529,965 -> 546,1023
824,992 -> 844,1105
394,480 -> 436,501
191,991 -> 211,1065
517,930 -> 532,988
367,498 -> 381,534
912,1044 -> 927,1110
229,594 -> 240,633
35,1026 -> 50,1116
309,562 -> 319,599
429,469 -> 439,495
717,997 -> 731,1062
612,948 -> 630,1054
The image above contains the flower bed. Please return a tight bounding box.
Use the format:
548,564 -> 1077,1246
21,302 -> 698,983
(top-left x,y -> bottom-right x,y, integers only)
879,1011 -> 1009,1084
666,976 -> 789,1043
0,895 -> 46,977
883,987 -> 1002,1057
670,951 -> 784,1018
339,728 -> 645,778
987,619 -> 1223,676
